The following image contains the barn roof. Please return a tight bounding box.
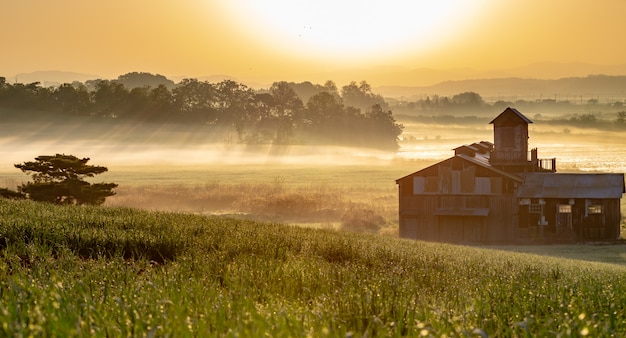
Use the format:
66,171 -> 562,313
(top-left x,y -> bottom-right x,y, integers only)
489,107 -> 533,124
456,153 -> 523,183
517,173 -> 625,199
395,150 -> 523,184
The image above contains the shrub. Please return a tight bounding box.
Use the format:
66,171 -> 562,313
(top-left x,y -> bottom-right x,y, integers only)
0,188 -> 26,200
340,207 -> 385,233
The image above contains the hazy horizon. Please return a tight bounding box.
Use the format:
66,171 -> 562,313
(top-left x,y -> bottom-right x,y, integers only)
9,62 -> 626,90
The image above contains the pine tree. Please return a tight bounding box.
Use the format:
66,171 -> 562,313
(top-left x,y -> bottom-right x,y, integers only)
15,154 -> 117,205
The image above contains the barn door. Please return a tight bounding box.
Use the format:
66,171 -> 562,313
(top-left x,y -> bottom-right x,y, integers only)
464,217 -> 483,243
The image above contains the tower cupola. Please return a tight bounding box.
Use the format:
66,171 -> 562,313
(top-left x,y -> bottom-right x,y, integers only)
488,107 -> 555,173
489,107 -> 532,164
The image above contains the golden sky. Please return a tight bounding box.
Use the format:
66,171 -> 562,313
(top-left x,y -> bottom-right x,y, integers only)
2,0 -> 626,86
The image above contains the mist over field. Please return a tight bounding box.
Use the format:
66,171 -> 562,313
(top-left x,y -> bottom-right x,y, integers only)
1,90 -> 625,173
0,73 -> 625,231
3,115 -> 624,173
0,119 -> 397,171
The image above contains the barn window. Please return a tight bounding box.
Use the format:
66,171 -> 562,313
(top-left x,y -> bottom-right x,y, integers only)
475,177 -> 491,194
558,204 -> 572,213
425,177 -> 438,192
588,205 -> 603,214
529,204 -> 543,213
413,177 -> 425,194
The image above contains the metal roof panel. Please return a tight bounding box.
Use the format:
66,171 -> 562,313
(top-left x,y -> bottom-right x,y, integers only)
517,173 -> 625,199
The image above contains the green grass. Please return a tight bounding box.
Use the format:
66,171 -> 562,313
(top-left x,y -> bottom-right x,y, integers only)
100,164 -> 413,228
486,244 -> 626,267
1,198 -> 625,336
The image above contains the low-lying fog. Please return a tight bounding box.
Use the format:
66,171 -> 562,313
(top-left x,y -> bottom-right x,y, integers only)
398,121 -> 626,173
0,116 -> 623,227
1,117 -> 625,175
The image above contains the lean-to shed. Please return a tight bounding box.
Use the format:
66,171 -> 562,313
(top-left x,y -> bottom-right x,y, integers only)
517,173 -> 625,241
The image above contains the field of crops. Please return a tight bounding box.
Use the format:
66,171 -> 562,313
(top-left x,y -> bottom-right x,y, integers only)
1,198 -> 625,336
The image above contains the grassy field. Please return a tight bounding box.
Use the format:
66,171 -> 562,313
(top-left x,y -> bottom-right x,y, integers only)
5,158 -> 623,235
101,161 -> 626,236
1,198 -> 625,336
98,162 -> 428,232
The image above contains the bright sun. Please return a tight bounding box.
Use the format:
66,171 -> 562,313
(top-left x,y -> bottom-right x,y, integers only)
221,0 -> 490,65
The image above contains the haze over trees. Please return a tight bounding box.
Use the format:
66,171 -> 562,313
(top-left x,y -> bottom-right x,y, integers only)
391,89 -> 626,132
0,73 -> 403,150
3,72 -> 626,151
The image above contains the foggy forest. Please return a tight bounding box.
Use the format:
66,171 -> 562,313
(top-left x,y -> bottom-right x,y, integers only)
2,72 -> 626,154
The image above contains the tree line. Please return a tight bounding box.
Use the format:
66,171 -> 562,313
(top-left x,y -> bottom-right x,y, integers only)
0,73 -> 403,150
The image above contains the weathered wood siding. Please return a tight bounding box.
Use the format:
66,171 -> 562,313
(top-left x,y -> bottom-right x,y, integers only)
398,157 -> 519,243
492,124 -> 528,163
517,198 -> 621,242
485,196 -> 518,242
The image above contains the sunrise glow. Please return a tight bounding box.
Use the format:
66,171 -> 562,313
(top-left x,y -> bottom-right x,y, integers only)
1,1 -> 626,85
220,0 -> 491,66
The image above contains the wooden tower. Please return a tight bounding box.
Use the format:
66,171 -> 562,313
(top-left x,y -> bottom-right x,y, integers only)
489,107 -> 555,173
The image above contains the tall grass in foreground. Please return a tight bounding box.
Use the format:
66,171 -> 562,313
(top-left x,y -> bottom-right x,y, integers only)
0,199 -> 625,336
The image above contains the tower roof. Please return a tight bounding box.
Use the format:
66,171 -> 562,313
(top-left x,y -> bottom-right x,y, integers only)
489,107 -> 533,124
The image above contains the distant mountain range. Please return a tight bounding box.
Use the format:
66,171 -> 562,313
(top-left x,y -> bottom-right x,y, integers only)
302,62 -> 626,89
12,70 -> 101,86
375,75 -> 626,102
8,66 -> 626,103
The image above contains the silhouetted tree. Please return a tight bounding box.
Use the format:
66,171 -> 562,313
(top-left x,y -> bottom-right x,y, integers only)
323,80 -> 341,100
284,81 -> 324,103
91,80 -> 129,117
270,81 -> 305,116
148,84 -> 174,120
341,81 -> 387,111
305,91 -> 344,129
123,86 -> 153,120
268,81 -> 304,143
214,80 -> 254,132
451,92 -> 484,107
1,82 -> 49,109
15,154 -> 117,205
172,78 -> 218,122
117,72 -> 175,89
52,83 -> 91,115
364,104 -> 404,149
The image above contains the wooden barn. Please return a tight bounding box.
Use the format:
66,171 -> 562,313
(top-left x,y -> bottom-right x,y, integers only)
396,107 -> 625,244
